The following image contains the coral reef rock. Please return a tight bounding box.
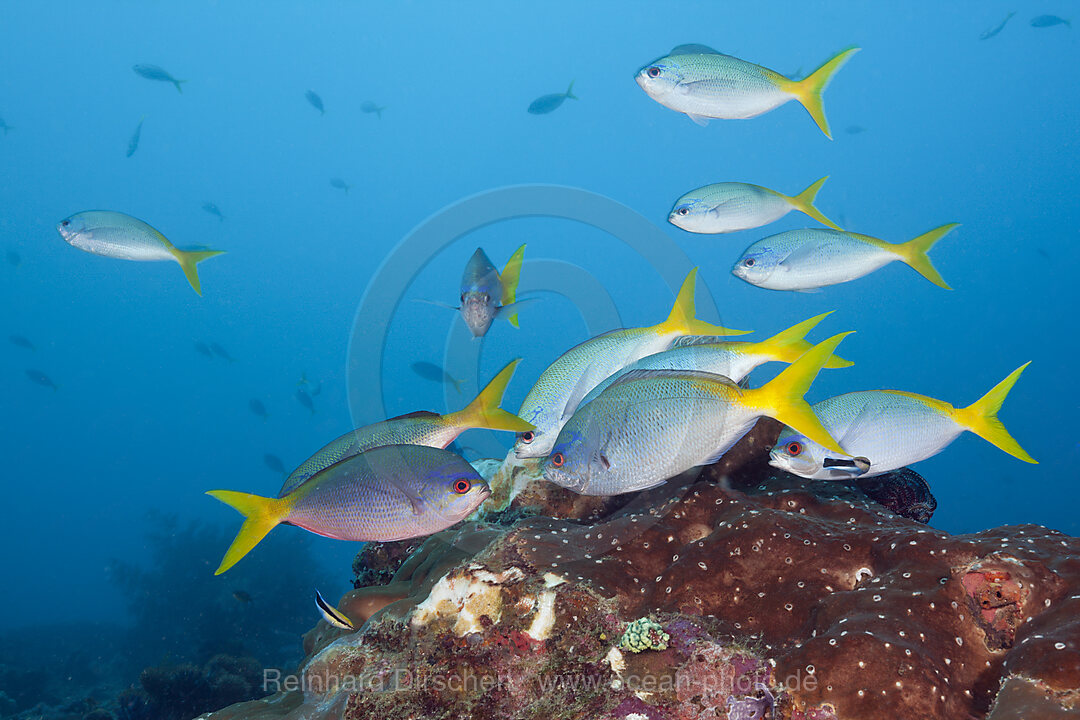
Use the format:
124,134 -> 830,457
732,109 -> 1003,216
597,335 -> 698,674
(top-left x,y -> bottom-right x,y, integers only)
201,422 -> 1080,720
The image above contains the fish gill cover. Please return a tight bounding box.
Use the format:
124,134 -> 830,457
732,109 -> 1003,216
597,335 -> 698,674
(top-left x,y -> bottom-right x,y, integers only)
0,3 -> 1076,720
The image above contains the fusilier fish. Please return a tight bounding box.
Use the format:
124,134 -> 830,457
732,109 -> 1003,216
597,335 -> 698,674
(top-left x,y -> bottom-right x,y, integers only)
457,245 -> 528,337
279,359 -> 533,496
202,203 -> 225,222
732,224 -> 958,292
770,363 -> 1038,480
26,369 -> 57,390
249,398 -> 268,420
263,453 -> 287,475
669,177 -> 840,234
126,116 -> 144,158
635,44 -> 859,138
577,313 -> 852,407
542,334 -> 850,496
9,334 -> 35,351
194,341 -> 213,358
411,362 -> 466,392
296,387 -> 315,414
514,269 -> 749,459
210,342 -> 234,362
1031,15 -> 1070,28
56,211 -> 224,296
330,177 -> 351,193
528,81 -> 578,114
980,11 -> 1016,39
305,90 -> 325,114
208,444 -> 491,573
133,64 -> 186,93
361,101 -> 385,118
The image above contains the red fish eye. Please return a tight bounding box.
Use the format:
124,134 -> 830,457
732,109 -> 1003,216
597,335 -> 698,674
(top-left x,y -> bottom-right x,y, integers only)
521,431 -> 534,444
647,66 -> 660,78
551,452 -> 565,467
744,258 -> 755,267
677,207 -> 689,216
787,442 -> 802,456
453,479 -> 471,494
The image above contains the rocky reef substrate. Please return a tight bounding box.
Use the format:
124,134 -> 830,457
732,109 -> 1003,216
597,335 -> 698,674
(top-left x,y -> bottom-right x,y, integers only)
199,420 -> 1080,720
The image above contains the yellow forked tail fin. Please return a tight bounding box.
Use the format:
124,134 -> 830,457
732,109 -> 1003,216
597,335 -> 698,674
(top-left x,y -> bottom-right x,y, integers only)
892,223 -> 958,289
173,248 -> 225,296
785,177 -> 842,230
745,332 -> 853,453
659,268 -> 750,337
953,363 -> 1037,464
447,358 -> 535,433
206,490 -> 290,574
782,47 -> 860,139
499,244 -> 526,328
750,312 -> 853,368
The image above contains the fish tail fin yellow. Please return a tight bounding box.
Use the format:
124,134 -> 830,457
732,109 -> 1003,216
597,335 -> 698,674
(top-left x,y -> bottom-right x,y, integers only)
499,244 -> 527,328
659,268 -> 750,337
173,248 -> 225,296
894,223 -> 959,289
785,177 -> 842,230
954,363 -> 1037,463
745,332 -> 853,454
447,358 -> 535,433
206,490 -> 292,574
751,312 -> 853,368
565,80 -> 578,100
783,47 -> 860,139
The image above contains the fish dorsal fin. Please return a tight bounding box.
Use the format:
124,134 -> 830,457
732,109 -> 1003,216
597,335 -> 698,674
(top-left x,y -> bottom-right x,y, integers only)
671,43 -> 722,55
605,368 -> 741,392
387,410 -> 441,421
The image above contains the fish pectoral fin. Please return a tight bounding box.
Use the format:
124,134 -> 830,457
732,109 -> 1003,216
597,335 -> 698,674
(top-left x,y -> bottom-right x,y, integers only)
686,112 -> 710,127
560,366 -> 604,421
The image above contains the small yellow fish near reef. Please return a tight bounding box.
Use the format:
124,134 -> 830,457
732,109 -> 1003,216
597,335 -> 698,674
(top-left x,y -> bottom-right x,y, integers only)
208,444 -> 490,574
635,44 -> 859,138
56,210 -> 224,295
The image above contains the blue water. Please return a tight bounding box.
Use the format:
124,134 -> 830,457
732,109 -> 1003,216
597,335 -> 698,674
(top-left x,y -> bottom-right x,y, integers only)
1,0 -> 1076,663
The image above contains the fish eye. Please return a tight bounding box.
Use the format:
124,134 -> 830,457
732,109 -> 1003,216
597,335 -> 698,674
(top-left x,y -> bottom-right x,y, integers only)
460,293 -> 465,302
647,66 -> 661,78
453,479 -> 471,494
521,431 -> 534,444
61,220 -> 70,227
744,258 -> 756,267
786,441 -> 803,456
551,452 -> 565,467
677,207 -> 689,216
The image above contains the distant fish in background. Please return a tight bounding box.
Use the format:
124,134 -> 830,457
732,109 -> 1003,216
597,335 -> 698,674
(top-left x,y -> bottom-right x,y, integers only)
528,81 -> 578,115
249,398 -> 269,420
980,11 -> 1016,39
126,116 -> 145,158
668,178 -> 841,235
132,64 -> 186,93
210,342 -> 235,362
360,101 -> 385,118
732,224 -> 959,292
9,334 -> 35,351
26,369 -> 57,391
635,44 -> 859,137
5,250 -> 20,266
55,211 -> 225,296
194,341 -> 213,358
330,177 -> 351,193
298,372 -> 323,396
305,90 -> 325,115
232,590 -> 253,604
202,203 -> 225,222
411,361 -> 466,393
845,125 -> 866,135
296,387 -> 316,414
264,453 -> 287,475
1031,14 -> 1070,28
0,116 -> 12,135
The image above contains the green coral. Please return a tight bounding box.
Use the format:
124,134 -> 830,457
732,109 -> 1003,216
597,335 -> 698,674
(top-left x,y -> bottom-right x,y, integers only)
618,617 -> 670,653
